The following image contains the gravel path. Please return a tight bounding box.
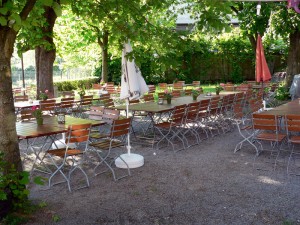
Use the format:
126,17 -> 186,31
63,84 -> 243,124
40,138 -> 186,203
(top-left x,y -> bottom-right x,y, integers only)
25,129 -> 300,225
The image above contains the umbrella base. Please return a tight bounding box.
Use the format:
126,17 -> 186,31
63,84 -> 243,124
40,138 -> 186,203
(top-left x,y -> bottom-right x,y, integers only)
115,153 -> 144,169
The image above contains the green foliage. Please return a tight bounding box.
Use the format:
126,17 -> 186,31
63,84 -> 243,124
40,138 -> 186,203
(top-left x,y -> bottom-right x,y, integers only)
274,83 -> 290,100
54,78 -> 99,91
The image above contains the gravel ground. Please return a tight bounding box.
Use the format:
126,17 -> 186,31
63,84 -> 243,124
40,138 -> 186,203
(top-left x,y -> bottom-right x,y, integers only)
23,129 -> 300,225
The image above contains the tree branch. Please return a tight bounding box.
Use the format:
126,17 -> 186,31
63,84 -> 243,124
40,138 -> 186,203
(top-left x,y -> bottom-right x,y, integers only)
20,0 -> 37,20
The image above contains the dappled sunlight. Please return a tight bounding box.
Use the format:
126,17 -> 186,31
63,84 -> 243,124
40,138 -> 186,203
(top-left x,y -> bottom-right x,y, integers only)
257,175 -> 283,186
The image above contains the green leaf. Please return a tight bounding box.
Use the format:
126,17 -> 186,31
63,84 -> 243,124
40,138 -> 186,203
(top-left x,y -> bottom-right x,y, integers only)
33,176 -> 47,185
60,0 -> 71,5
13,24 -> 21,31
9,13 -> 22,25
0,7 -> 8,15
52,2 -> 62,17
0,16 -> 7,26
40,0 -> 53,7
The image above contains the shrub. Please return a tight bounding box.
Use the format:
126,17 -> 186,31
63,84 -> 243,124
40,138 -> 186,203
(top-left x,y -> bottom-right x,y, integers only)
54,78 -> 99,91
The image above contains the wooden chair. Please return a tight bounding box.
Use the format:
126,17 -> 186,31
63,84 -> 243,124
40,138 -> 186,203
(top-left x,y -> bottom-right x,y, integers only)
185,89 -> 192,96
93,84 -> 102,90
173,82 -> 183,91
106,84 -> 117,95
20,109 -> 35,121
14,95 -> 29,102
129,99 -> 140,105
143,94 -> 155,102
103,98 -> 115,108
157,92 -> 165,99
158,83 -> 168,91
285,115 -> 300,176
223,84 -> 235,91
147,85 -> 156,94
62,91 -> 75,98
89,118 -> 132,181
59,97 -> 75,114
252,114 -> 286,170
46,123 -> 91,191
192,81 -> 200,87
172,90 -> 181,98
40,99 -> 56,115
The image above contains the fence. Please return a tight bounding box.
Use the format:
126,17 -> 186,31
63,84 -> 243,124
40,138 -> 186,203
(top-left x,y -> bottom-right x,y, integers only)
12,68 -> 95,87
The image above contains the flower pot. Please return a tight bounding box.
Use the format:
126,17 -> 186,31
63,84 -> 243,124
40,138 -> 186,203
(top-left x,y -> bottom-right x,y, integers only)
192,95 -> 198,101
166,98 -> 172,104
36,118 -> 43,125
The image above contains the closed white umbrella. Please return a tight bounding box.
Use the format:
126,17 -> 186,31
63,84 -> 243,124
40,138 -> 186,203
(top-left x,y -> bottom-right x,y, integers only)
115,41 -> 149,169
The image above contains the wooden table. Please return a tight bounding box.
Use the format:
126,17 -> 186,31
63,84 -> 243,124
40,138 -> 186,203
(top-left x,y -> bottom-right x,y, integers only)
115,92 -> 239,113
260,100 -> 300,116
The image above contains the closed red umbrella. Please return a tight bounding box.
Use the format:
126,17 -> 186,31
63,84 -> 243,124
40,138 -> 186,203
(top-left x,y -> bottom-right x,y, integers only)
256,34 -> 271,83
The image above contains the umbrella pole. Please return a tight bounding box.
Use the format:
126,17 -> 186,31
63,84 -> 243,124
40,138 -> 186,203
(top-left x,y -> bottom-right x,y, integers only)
126,98 -> 131,155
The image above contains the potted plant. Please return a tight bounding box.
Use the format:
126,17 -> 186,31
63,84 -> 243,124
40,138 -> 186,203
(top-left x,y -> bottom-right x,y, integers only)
32,106 -> 43,125
191,88 -> 201,100
164,89 -> 173,104
39,90 -> 48,101
215,86 -> 223,95
78,87 -> 86,99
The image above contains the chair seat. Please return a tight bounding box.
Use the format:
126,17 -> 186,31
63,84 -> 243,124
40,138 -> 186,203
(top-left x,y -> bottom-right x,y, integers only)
155,121 -> 180,129
290,135 -> 300,144
256,133 -> 286,142
90,132 -> 110,139
90,139 -> 124,150
47,148 -> 82,157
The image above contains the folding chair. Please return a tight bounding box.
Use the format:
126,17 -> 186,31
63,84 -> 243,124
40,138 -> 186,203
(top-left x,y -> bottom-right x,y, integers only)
285,115 -> 300,176
252,113 -> 286,170
40,99 -> 56,115
46,123 -> 91,191
172,90 -> 181,98
207,96 -> 222,136
183,102 -> 201,146
59,97 -> 75,115
73,95 -> 93,118
143,94 -> 155,103
196,99 -> 210,140
14,95 -> 29,102
89,118 -> 131,181
158,83 -> 168,91
233,103 -> 258,155
147,85 -> 156,94
153,105 -> 187,152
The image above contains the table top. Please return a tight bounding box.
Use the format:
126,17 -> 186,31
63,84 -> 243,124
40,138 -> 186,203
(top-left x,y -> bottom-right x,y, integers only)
14,96 -> 102,109
16,116 -> 105,139
114,92 -> 239,113
260,100 -> 300,116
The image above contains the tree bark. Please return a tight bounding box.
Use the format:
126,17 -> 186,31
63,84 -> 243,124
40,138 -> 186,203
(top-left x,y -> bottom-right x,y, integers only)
286,30 -> 300,88
99,30 -> 109,82
35,6 -> 57,98
0,28 -> 22,172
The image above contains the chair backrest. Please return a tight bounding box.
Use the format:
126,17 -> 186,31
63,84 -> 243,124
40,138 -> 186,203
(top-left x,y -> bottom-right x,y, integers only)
185,102 -> 200,121
143,94 -> 155,102
223,84 -> 235,91
285,114 -> 300,133
107,82 -> 114,85
40,99 -> 56,112
60,97 -> 74,109
234,92 -> 244,104
13,87 -> 22,95
158,83 -> 168,90
252,114 -> 278,131
157,92 -> 165,99
14,95 -> 29,102
185,89 -> 192,96
93,84 -> 102,89
103,98 -> 114,108
103,108 -> 120,124
147,85 -> 156,94
80,95 -> 93,106
192,81 -> 200,87
106,84 -> 116,94
110,118 -> 131,138
209,96 -> 220,110
232,103 -> 244,120
66,123 -> 91,144
172,90 -> 181,98
173,82 -> 183,90
171,104 -> 186,124
20,109 -> 34,121
62,91 -> 75,97
88,106 -> 105,120
129,99 -> 140,105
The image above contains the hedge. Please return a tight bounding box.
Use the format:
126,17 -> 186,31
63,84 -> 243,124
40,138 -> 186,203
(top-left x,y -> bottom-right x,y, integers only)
54,77 -> 99,91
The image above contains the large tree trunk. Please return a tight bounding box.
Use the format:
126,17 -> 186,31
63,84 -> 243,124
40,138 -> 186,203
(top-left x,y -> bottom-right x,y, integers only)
99,31 -> 109,82
36,47 -> 56,98
36,6 -> 57,98
286,30 -> 300,88
0,28 -> 22,171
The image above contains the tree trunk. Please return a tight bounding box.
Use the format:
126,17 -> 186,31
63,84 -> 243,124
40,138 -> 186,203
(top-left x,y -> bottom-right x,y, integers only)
36,47 -> 56,98
286,30 -> 300,88
35,6 -> 57,98
0,28 -> 22,172
101,31 -> 109,82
